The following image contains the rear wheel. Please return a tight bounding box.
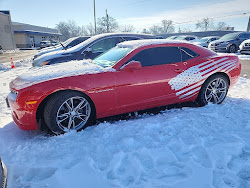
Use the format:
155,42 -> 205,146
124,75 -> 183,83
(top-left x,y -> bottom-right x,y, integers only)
228,45 -> 237,53
44,91 -> 93,134
196,75 -> 229,106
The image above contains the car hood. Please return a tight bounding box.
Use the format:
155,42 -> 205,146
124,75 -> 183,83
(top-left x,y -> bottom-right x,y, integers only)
37,46 -> 63,57
11,60 -> 115,90
34,49 -> 71,63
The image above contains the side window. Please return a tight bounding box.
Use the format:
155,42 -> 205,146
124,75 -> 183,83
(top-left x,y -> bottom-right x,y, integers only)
211,38 -> 217,42
189,37 -> 195,40
127,47 -> 181,67
180,47 -> 199,62
185,37 -> 190,41
238,34 -> 245,39
246,33 -> 250,39
91,37 -> 123,53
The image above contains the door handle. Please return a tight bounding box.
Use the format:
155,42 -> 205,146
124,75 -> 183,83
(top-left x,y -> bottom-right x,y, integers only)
175,68 -> 183,73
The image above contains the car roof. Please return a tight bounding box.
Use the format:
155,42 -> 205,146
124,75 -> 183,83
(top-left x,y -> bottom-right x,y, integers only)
117,39 -> 190,49
68,33 -> 155,53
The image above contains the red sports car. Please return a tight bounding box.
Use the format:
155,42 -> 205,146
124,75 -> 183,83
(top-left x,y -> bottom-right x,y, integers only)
7,40 -> 241,134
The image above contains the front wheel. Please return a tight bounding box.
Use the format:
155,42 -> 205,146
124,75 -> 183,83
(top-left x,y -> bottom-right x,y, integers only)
196,75 -> 229,106
44,91 -> 93,134
228,45 -> 237,53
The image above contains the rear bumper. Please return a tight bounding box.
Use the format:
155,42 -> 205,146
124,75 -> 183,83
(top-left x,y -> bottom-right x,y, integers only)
6,93 -> 38,130
0,158 -> 7,188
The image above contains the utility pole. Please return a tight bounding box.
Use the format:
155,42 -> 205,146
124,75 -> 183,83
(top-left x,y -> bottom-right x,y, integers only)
93,0 -> 96,35
247,16 -> 250,32
106,9 -> 109,33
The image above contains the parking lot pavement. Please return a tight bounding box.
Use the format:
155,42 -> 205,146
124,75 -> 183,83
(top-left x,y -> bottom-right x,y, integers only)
0,50 -> 38,63
240,59 -> 250,79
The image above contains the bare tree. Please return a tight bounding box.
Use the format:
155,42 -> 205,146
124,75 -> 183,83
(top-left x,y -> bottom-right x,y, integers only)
120,24 -> 135,32
178,27 -> 192,33
215,22 -> 229,31
161,20 -> 175,33
149,25 -> 163,34
56,22 -> 71,41
56,20 -> 82,41
97,15 -> 119,33
196,18 -> 214,31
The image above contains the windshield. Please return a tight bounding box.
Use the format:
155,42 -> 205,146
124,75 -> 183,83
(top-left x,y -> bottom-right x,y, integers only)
219,33 -> 239,40
93,47 -> 132,68
199,38 -> 209,42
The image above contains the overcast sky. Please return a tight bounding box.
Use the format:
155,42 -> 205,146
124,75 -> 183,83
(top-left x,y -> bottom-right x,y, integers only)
1,0 -> 250,32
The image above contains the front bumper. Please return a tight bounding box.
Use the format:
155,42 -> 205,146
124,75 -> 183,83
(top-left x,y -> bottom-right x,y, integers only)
6,92 -> 38,130
239,46 -> 250,54
0,158 -> 7,188
209,44 -> 228,52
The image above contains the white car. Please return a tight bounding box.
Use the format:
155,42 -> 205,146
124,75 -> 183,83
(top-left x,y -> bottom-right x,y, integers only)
239,39 -> 250,54
193,36 -> 219,48
34,36 -> 90,59
175,35 -> 199,42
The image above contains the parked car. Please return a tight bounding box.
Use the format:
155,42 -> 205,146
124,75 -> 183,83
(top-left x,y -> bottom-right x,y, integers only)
239,39 -> 250,54
7,39 -> 241,134
166,35 -> 178,40
175,35 -> 199,42
32,33 -> 156,67
208,32 -> 250,53
40,41 -> 52,49
34,36 -> 90,59
193,36 -> 219,48
0,156 -> 7,188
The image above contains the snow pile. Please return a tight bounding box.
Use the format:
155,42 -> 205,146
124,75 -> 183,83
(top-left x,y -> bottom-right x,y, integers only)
0,58 -> 33,71
0,59 -> 250,187
118,39 -> 187,49
12,60 -> 115,90
238,54 -> 250,60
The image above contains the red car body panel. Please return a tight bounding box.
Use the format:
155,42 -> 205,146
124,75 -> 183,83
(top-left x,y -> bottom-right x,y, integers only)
7,42 -> 241,130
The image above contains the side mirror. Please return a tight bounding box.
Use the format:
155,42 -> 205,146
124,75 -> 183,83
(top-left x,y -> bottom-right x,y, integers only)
83,47 -> 92,57
120,61 -> 142,71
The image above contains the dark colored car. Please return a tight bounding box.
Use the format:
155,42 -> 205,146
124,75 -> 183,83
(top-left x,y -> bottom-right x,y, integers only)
32,33 -> 156,66
34,36 -> 90,59
0,157 -> 7,188
208,32 -> 250,53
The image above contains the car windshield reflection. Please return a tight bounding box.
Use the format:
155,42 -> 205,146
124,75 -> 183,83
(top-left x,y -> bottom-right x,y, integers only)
93,46 -> 132,68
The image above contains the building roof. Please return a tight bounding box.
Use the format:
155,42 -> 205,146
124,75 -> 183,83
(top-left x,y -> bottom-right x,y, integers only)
14,30 -> 62,36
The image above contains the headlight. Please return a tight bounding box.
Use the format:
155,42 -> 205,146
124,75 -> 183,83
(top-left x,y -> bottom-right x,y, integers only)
222,41 -> 229,45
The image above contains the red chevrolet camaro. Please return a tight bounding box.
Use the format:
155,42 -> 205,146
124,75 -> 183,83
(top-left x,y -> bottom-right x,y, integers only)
7,40 -> 241,134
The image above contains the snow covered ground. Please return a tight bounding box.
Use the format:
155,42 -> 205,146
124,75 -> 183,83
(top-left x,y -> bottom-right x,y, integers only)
0,58 -> 250,188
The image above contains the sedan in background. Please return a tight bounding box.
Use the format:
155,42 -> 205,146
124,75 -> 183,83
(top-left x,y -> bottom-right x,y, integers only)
7,39 -> 241,134
34,36 -> 90,59
239,39 -> 250,54
0,156 -> 7,188
32,33 -> 156,67
193,36 -> 219,48
209,32 -> 250,53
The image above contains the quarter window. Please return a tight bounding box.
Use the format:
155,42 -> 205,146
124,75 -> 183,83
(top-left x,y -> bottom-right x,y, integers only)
180,47 -> 199,62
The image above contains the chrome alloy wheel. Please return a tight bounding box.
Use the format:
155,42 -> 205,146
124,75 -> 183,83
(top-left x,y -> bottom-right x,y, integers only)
205,78 -> 227,104
56,96 -> 91,132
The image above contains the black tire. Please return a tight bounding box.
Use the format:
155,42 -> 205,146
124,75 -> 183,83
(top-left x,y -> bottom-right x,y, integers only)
44,91 -> 94,134
228,45 -> 237,53
195,74 -> 229,106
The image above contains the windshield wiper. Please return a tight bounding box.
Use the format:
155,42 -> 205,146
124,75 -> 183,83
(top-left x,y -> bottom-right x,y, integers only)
60,42 -> 66,50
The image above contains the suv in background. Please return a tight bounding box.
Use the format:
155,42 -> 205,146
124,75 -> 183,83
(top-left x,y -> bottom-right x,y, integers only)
40,41 -> 51,49
34,36 -> 90,59
239,39 -> 250,54
32,33 -> 156,67
193,36 -> 219,48
208,32 -> 250,53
